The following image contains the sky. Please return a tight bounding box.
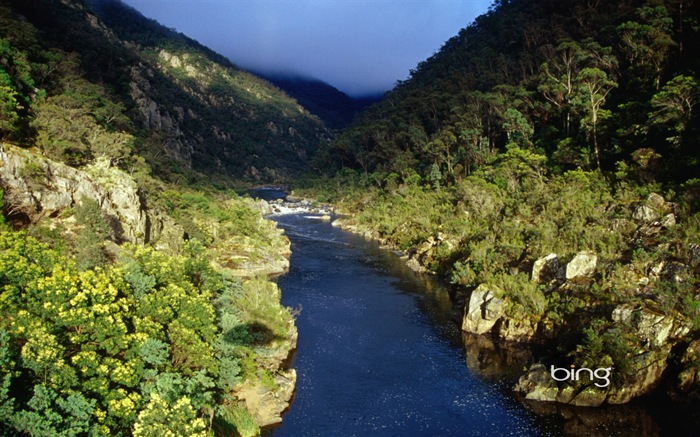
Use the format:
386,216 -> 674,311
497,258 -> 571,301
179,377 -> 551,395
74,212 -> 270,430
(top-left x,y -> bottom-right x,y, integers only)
121,0 -> 493,97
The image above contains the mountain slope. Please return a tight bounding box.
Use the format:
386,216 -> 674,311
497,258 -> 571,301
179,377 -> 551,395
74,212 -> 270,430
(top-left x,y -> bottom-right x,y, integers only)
260,74 -> 381,130
7,0 -> 328,182
0,0 -> 305,434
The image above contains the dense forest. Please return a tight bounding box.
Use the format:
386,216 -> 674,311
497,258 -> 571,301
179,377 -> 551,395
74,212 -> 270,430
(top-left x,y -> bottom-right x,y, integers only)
310,0 -> 700,406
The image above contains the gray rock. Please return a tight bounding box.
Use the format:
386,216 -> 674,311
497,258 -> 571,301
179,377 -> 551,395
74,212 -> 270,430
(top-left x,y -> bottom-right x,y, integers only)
661,213 -> 676,228
647,192 -> 665,209
462,284 -> 505,335
0,144 -> 184,251
565,251 -> 597,280
612,303 -> 690,348
633,205 -> 659,223
406,257 -> 427,273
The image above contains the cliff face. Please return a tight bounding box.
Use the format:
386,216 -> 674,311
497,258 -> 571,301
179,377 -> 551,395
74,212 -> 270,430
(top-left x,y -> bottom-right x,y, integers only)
0,143 -> 184,249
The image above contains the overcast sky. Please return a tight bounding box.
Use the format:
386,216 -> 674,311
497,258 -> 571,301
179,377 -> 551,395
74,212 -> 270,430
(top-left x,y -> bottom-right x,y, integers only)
121,0 -> 493,97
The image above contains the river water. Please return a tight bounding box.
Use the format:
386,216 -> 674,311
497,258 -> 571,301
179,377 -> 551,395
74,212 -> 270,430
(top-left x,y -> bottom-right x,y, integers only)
265,212 -> 562,436
250,190 -> 698,437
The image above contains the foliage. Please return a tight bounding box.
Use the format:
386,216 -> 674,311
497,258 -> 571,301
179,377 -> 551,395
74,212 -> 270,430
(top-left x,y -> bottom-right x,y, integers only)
0,229 -> 292,435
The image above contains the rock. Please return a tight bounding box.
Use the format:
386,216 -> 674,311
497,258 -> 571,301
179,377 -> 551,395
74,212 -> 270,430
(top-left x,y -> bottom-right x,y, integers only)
406,257 -> 427,273
674,340 -> 700,399
0,145 -> 183,248
236,369 -> 297,428
129,67 -> 193,168
633,205 -> 660,223
565,251 -> 597,280
253,199 -> 274,216
514,363 -> 558,402
532,253 -> 559,283
611,303 -> 690,348
320,214 -> 332,221
607,345 -> 671,404
462,284 -> 505,335
650,260 -> 688,283
688,243 -> 700,267
661,213 -> 676,228
568,386 -> 607,407
647,192 -> 665,209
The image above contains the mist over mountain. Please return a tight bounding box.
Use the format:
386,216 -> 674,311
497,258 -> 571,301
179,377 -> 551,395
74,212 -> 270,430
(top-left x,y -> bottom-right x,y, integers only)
259,73 -> 382,130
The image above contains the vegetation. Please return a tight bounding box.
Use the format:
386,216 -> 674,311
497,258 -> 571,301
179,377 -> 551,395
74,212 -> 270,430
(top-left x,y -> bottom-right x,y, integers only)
0,0 -> 301,434
304,0 -> 700,394
0,230 -> 295,435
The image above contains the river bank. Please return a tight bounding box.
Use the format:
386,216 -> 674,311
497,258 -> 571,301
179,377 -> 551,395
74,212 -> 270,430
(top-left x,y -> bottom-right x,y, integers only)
252,188 -> 700,435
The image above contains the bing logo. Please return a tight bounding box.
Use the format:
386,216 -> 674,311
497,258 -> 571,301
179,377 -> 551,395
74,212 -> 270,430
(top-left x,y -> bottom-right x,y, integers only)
550,364 -> 612,388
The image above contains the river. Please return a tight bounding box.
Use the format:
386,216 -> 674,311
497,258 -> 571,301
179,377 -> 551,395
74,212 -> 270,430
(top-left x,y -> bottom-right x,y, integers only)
250,190 -> 698,437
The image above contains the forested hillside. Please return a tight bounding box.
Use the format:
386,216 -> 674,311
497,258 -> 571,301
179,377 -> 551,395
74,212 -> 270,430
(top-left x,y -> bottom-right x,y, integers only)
0,0 -> 307,434
315,0 -> 700,406
324,0 -> 698,182
260,74 -> 381,130
3,0 -> 327,182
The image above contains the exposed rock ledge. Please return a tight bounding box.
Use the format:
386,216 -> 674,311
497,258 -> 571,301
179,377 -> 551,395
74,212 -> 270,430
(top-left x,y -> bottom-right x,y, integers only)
0,143 -> 184,251
234,322 -> 298,428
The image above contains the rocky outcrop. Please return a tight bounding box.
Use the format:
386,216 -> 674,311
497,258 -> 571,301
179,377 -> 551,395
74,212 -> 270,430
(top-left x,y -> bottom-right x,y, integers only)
0,144 -> 184,249
462,284 -> 505,335
612,303 -> 690,348
234,319 -> 298,428
515,343 -> 672,407
129,67 -> 194,168
515,301 -> 689,407
236,369 -> 296,428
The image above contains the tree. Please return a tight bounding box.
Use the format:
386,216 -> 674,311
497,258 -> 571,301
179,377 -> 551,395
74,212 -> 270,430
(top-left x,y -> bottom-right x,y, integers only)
617,5 -> 676,89
575,67 -> 618,171
650,74 -> 700,144
538,41 -> 586,135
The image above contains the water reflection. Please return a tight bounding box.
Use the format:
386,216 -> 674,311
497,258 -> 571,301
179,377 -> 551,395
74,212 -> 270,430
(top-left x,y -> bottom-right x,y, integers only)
462,333 -> 532,381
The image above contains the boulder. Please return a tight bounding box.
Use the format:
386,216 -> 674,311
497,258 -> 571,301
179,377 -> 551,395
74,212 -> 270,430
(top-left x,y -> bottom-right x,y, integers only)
607,345 -> 671,404
661,213 -> 676,228
462,284 -> 505,335
647,192 -> 665,210
565,251 -> 597,280
532,253 -> 560,283
406,257 -> 427,273
633,205 -> 659,223
514,363 -> 558,402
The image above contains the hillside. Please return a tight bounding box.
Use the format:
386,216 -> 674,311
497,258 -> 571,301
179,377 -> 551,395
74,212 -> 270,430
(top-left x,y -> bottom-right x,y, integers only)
0,0 -> 312,434
4,0 -> 328,183
260,74 -> 381,130
311,0 -> 700,407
